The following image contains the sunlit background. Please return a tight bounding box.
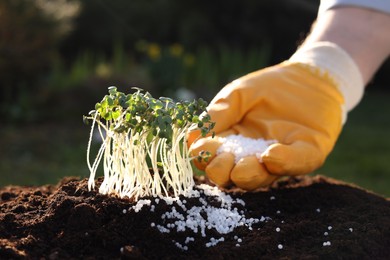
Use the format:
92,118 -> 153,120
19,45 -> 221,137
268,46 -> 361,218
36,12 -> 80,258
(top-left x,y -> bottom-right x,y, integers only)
1,0 -> 390,197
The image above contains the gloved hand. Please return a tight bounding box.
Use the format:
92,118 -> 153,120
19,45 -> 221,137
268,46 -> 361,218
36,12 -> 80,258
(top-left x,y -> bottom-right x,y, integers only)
189,42 -> 364,190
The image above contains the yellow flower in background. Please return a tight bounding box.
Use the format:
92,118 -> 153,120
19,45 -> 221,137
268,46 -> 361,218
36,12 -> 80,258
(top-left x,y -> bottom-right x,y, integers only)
147,43 -> 161,61
169,43 -> 183,57
184,54 -> 195,67
95,62 -> 112,79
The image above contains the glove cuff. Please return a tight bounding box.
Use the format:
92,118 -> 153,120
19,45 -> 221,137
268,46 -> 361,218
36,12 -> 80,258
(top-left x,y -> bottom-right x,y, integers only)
289,41 -> 364,115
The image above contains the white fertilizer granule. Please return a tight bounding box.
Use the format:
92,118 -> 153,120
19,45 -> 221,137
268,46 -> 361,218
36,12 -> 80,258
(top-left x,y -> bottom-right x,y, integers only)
132,199 -> 152,213
133,183 -> 269,250
217,135 -> 277,163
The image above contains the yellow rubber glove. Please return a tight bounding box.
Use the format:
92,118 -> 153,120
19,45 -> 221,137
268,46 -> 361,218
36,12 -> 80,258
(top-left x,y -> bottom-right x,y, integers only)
189,42 -> 364,190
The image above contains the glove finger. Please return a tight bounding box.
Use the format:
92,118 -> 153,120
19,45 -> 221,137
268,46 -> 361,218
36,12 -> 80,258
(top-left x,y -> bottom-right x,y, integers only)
189,136 -> 222,171
187,129 -> 201,148
207,83 -> 243,134
189,127 -> 238,170
205,152 -> 235,187
261,141 -> 325,176
230,156 -> 279,191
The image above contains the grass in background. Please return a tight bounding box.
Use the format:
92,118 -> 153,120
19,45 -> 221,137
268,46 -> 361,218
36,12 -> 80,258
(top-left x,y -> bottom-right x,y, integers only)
0,121 -> 90,186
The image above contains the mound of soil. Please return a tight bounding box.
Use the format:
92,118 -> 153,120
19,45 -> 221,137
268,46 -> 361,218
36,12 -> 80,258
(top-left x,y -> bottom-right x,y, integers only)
0,175 -> 389,259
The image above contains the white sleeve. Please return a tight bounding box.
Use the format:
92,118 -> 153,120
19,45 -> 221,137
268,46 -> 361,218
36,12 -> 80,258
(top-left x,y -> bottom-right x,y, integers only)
319,0 -> 390,15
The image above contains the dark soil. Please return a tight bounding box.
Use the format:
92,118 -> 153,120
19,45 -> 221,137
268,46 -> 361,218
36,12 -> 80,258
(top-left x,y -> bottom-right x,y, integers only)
0,175 -> 389,259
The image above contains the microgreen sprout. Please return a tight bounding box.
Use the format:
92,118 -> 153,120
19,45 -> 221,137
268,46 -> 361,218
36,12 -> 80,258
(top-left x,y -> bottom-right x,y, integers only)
84,87 -> 214,199
197,150 -> 212,163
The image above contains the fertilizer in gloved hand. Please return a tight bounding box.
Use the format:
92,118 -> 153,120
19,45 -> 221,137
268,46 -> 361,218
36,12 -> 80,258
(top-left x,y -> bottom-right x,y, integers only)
217,135 -> 277,163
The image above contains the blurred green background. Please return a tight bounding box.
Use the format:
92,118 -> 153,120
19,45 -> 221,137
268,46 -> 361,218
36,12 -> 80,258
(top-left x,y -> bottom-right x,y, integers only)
1,0 -> 389,197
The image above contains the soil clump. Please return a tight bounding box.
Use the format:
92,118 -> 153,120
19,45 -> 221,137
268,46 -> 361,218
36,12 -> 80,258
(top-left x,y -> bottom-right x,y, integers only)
0,175 -> 389,259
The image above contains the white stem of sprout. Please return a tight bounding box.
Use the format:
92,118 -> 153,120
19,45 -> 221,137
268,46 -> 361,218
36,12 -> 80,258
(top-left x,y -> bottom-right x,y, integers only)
87,112 -> 197,200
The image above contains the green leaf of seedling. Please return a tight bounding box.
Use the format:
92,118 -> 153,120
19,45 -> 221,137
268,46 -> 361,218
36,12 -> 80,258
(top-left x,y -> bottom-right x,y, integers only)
95,103 -> 102,110
155,100 -> 164,110
175,110 -> 184,120
200,126 -> 210,137
162,115 -> 172,124
107,96 -> 114,106
188,103 -> 196,112
101,98 -> 108,109
130,119 -> 138,126
210,122 -> 216,130
125,113 -> 131,121
201,114 -> 211,122
106,112 -> 113,121
119,96 -> 128,108
197,150 -> 212,163
149,99 -> 164,110
159,97 -> 173,103
176,119 -> 184,127
160,97 -> 174,109
158,130 -> 167,139
197,98 -> 207,108
100,109 -> 108,119
108,86 -> 117,95
134,125 -> 143,134
111,110 -> 121,120
136,104 -> 146,114
192,115 -> 199,123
